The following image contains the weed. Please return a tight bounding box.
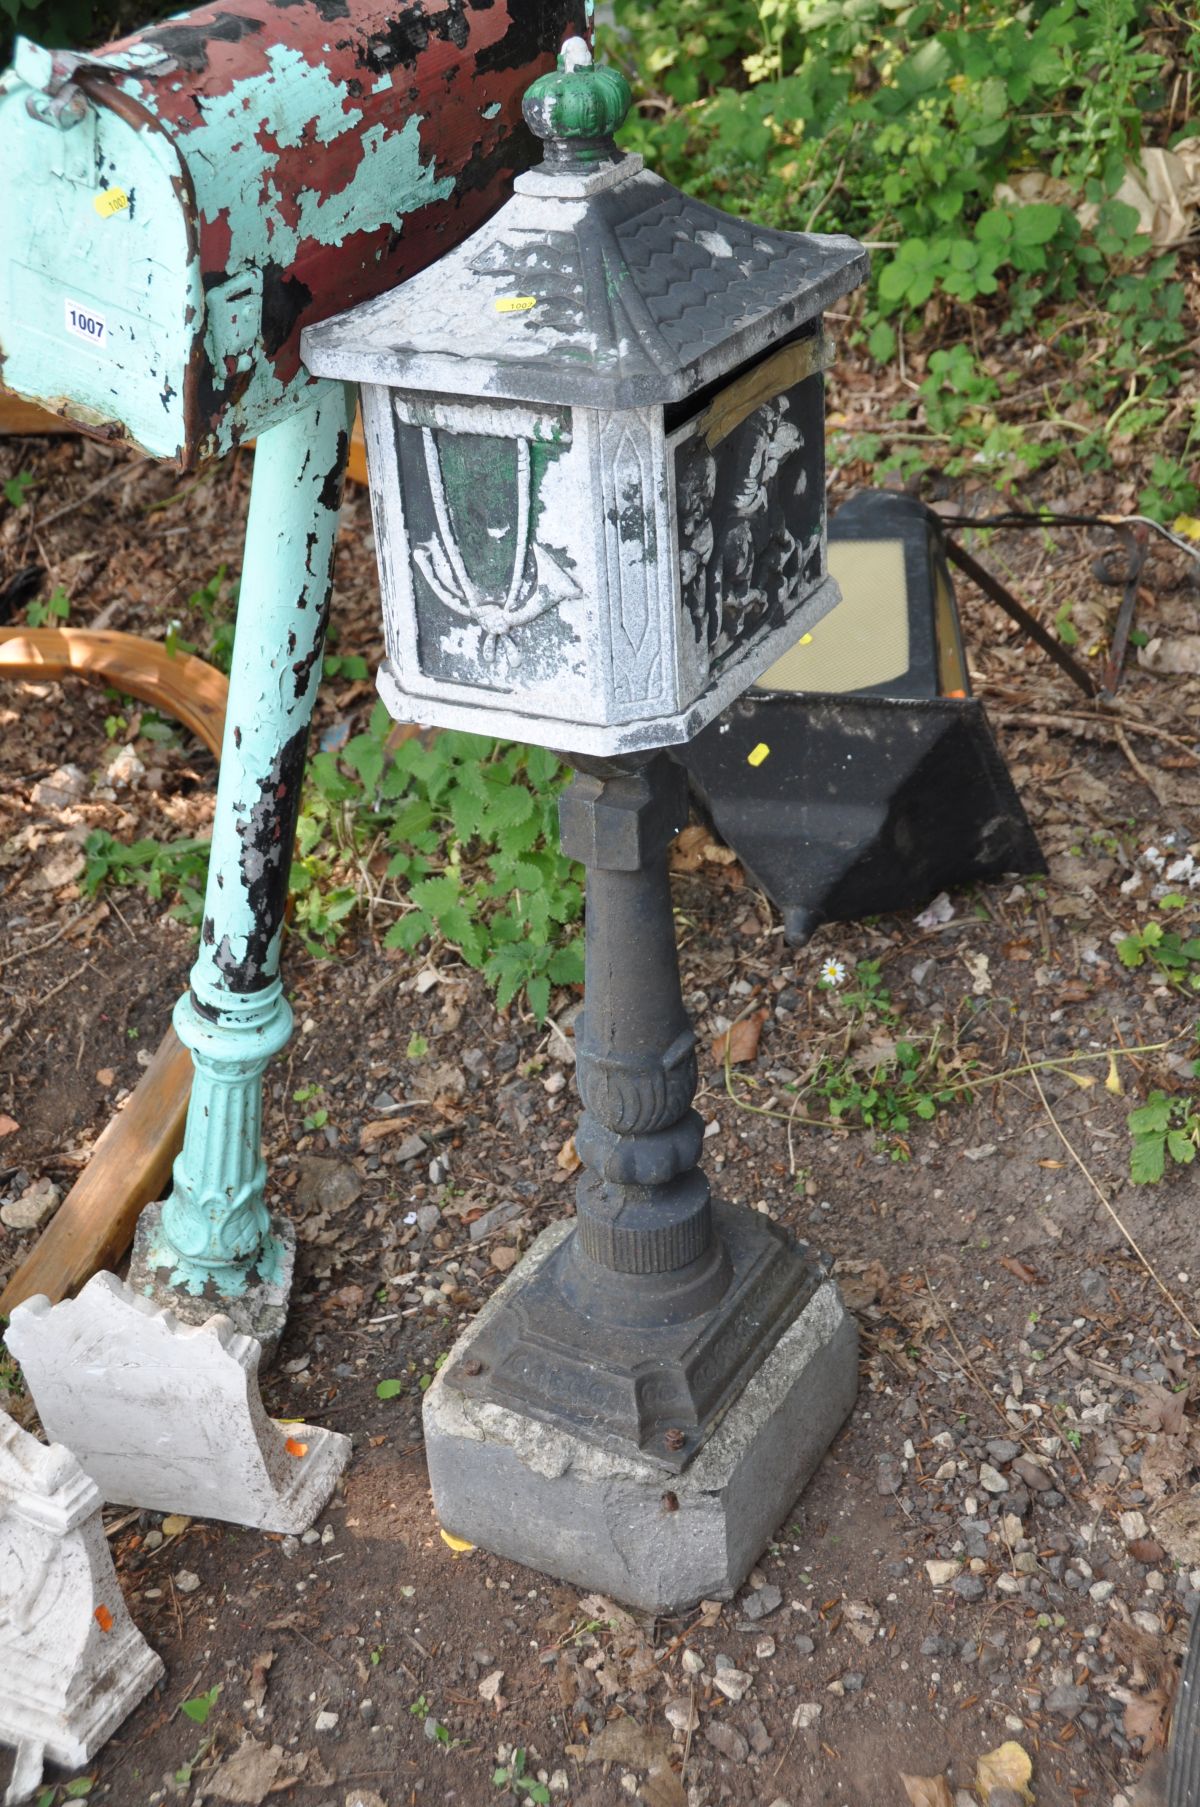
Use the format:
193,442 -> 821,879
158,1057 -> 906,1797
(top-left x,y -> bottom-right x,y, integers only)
292,1082 -> 329,1132
4,469 -> 35,508
179,1684 -> 221,1726
493,1748 -> 550,1804
1128,1089 -> 1200,1183
82,831 -> 209,924
0,1345 -> 22,1397
603,0 -> 1194,491
1117,916 -> 1200,990
26,587 -> 70,628
166,567 -> 237,675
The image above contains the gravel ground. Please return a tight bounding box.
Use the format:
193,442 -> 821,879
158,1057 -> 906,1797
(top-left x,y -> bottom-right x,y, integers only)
3,411 -> 1200,1807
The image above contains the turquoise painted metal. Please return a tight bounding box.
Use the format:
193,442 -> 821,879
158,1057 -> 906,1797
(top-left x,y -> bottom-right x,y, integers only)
0,0 -> 586,1340
145,380 -> 354,1297
0,0 -> 585,465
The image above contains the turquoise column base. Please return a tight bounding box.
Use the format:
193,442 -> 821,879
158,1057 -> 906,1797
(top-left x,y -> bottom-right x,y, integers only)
128,981 -> 296,1352
126,381 -> 355,1355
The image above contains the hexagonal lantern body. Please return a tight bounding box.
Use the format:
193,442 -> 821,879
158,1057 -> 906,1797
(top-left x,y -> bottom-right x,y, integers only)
303,46 -> 869,757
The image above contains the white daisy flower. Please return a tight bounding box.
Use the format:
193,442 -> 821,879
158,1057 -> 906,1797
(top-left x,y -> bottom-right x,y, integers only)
820,958 -> 846,987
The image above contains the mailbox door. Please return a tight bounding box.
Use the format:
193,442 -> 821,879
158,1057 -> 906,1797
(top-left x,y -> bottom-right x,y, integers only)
0,58 -> 201,459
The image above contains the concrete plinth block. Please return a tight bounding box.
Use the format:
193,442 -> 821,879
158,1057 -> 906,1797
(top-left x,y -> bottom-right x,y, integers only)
126,1201 -> 296,1364
0,1408 -> 163,1806
5,1273 -> 351,1535
423,1223 -> 858,1614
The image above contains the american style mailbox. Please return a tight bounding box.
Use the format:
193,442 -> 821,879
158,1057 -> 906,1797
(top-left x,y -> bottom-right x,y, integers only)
0,0 -> 583,1343
304,42 -> 870,1610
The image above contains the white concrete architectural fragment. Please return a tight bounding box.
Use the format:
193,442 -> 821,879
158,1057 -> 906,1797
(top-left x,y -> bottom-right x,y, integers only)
0,1410 -> 163,1806
5,1273 -> 351,1535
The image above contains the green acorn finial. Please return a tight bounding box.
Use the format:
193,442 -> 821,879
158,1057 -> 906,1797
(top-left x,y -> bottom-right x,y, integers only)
523,37 -> 631,169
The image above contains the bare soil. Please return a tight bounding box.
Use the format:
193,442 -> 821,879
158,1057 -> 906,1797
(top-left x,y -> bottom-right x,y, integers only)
3,398 -> 1200,1807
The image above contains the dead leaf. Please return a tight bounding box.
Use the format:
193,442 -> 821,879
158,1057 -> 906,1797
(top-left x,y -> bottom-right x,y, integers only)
1152,1493 -> 1200,1565
900,1775 -> 954,1807
1139,634 -> 1200,676
39,846 -> 85,890
288,1750 -> 334,1788
671,824 -> 716,872
586,1718 -> 672,1770
1140,1435 -> 1193,1501
556,1135 -> 581,1173
491,1245 -> 519,1273
248,1649 -> 275,1713
578,1593 -> 640,1635
975,1740 -> 1033,1804
1139,1385 -> 1188,1437
640,1765 -> 687,1807
359,1118 -> 421,1149
962,951 -> 992,995
412,1061 -> 466,1109
203,1737 -> 285,1804
712,1010 -> 766,1065
1000,1256 -> 1042,1286
837,1259 -> 889,1312
0,1115 -> 19,1139
1124,1688 -> 1171,1749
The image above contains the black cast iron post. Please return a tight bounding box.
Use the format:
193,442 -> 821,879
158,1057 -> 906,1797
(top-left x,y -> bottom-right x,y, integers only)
560,754 -> 729,1325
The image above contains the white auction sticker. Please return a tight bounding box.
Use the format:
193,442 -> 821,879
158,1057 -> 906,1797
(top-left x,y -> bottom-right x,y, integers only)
64,298 -> 108,349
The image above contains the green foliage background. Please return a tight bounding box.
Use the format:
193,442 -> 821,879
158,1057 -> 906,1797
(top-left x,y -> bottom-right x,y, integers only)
0,0 -> 180,59
602,0 -> 1198,506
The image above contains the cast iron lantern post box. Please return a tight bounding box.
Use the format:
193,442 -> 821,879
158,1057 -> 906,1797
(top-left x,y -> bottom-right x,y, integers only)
0,0 -> 583,1342
305,41 -> 869,1609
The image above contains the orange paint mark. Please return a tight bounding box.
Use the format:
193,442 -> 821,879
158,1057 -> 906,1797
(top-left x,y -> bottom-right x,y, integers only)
285,1437 -> 308,1458
94,1604 -> 114,1633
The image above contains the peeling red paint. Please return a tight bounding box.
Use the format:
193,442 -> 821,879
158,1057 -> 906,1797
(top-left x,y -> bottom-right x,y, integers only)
87,0 -> 587,462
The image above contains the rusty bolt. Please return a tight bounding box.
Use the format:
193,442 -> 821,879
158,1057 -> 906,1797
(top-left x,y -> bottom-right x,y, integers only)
661,1491 -> 679,1513
663,1428 -> 686,1451
462,1358 -> 485,1378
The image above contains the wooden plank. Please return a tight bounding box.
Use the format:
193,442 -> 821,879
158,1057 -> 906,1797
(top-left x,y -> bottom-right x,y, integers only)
348,410 -> 368,486
0,627 -> 226,757
0,389 -> 371,481
0,1030 -> 193,1316
0,389 -> 76,437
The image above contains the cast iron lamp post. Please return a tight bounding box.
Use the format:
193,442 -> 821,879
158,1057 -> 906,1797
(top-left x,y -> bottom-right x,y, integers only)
303,39 -> 870,1610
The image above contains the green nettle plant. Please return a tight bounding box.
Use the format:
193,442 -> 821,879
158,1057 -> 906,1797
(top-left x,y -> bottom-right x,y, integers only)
86,704 -> 584,1022
602,0 -> 1197,507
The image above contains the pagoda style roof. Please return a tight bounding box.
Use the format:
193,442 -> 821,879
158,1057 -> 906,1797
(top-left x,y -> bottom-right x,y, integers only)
303,155 -> 868,411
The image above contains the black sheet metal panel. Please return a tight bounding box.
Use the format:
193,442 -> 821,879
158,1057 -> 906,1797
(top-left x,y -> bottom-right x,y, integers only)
678,489 -> 1044,943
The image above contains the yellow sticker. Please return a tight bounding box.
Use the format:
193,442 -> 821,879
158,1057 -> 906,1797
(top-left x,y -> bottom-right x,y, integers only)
747,743 -> 770,767
94,187 -> 129,218
799,633 -> 813,645
439,1528 -> 476,1554
495,295 -> 536,313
